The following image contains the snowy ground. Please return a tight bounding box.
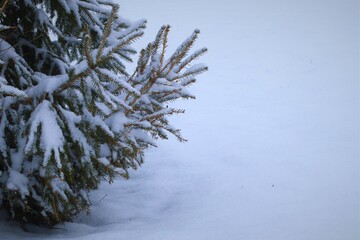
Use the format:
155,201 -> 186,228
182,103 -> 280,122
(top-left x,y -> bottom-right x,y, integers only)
1,0 -> 359,239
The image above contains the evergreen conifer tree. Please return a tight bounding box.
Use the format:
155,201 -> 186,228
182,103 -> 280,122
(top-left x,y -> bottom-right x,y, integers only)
0,0 -> 207,226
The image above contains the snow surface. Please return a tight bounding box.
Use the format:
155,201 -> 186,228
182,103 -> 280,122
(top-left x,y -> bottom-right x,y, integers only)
1,0 -> 359,239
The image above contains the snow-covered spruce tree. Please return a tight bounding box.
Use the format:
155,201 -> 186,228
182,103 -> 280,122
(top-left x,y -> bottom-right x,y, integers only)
0,0 -> 207,226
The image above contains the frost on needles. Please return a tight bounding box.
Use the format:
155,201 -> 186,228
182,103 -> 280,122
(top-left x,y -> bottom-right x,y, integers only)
0,0 -> 207,226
